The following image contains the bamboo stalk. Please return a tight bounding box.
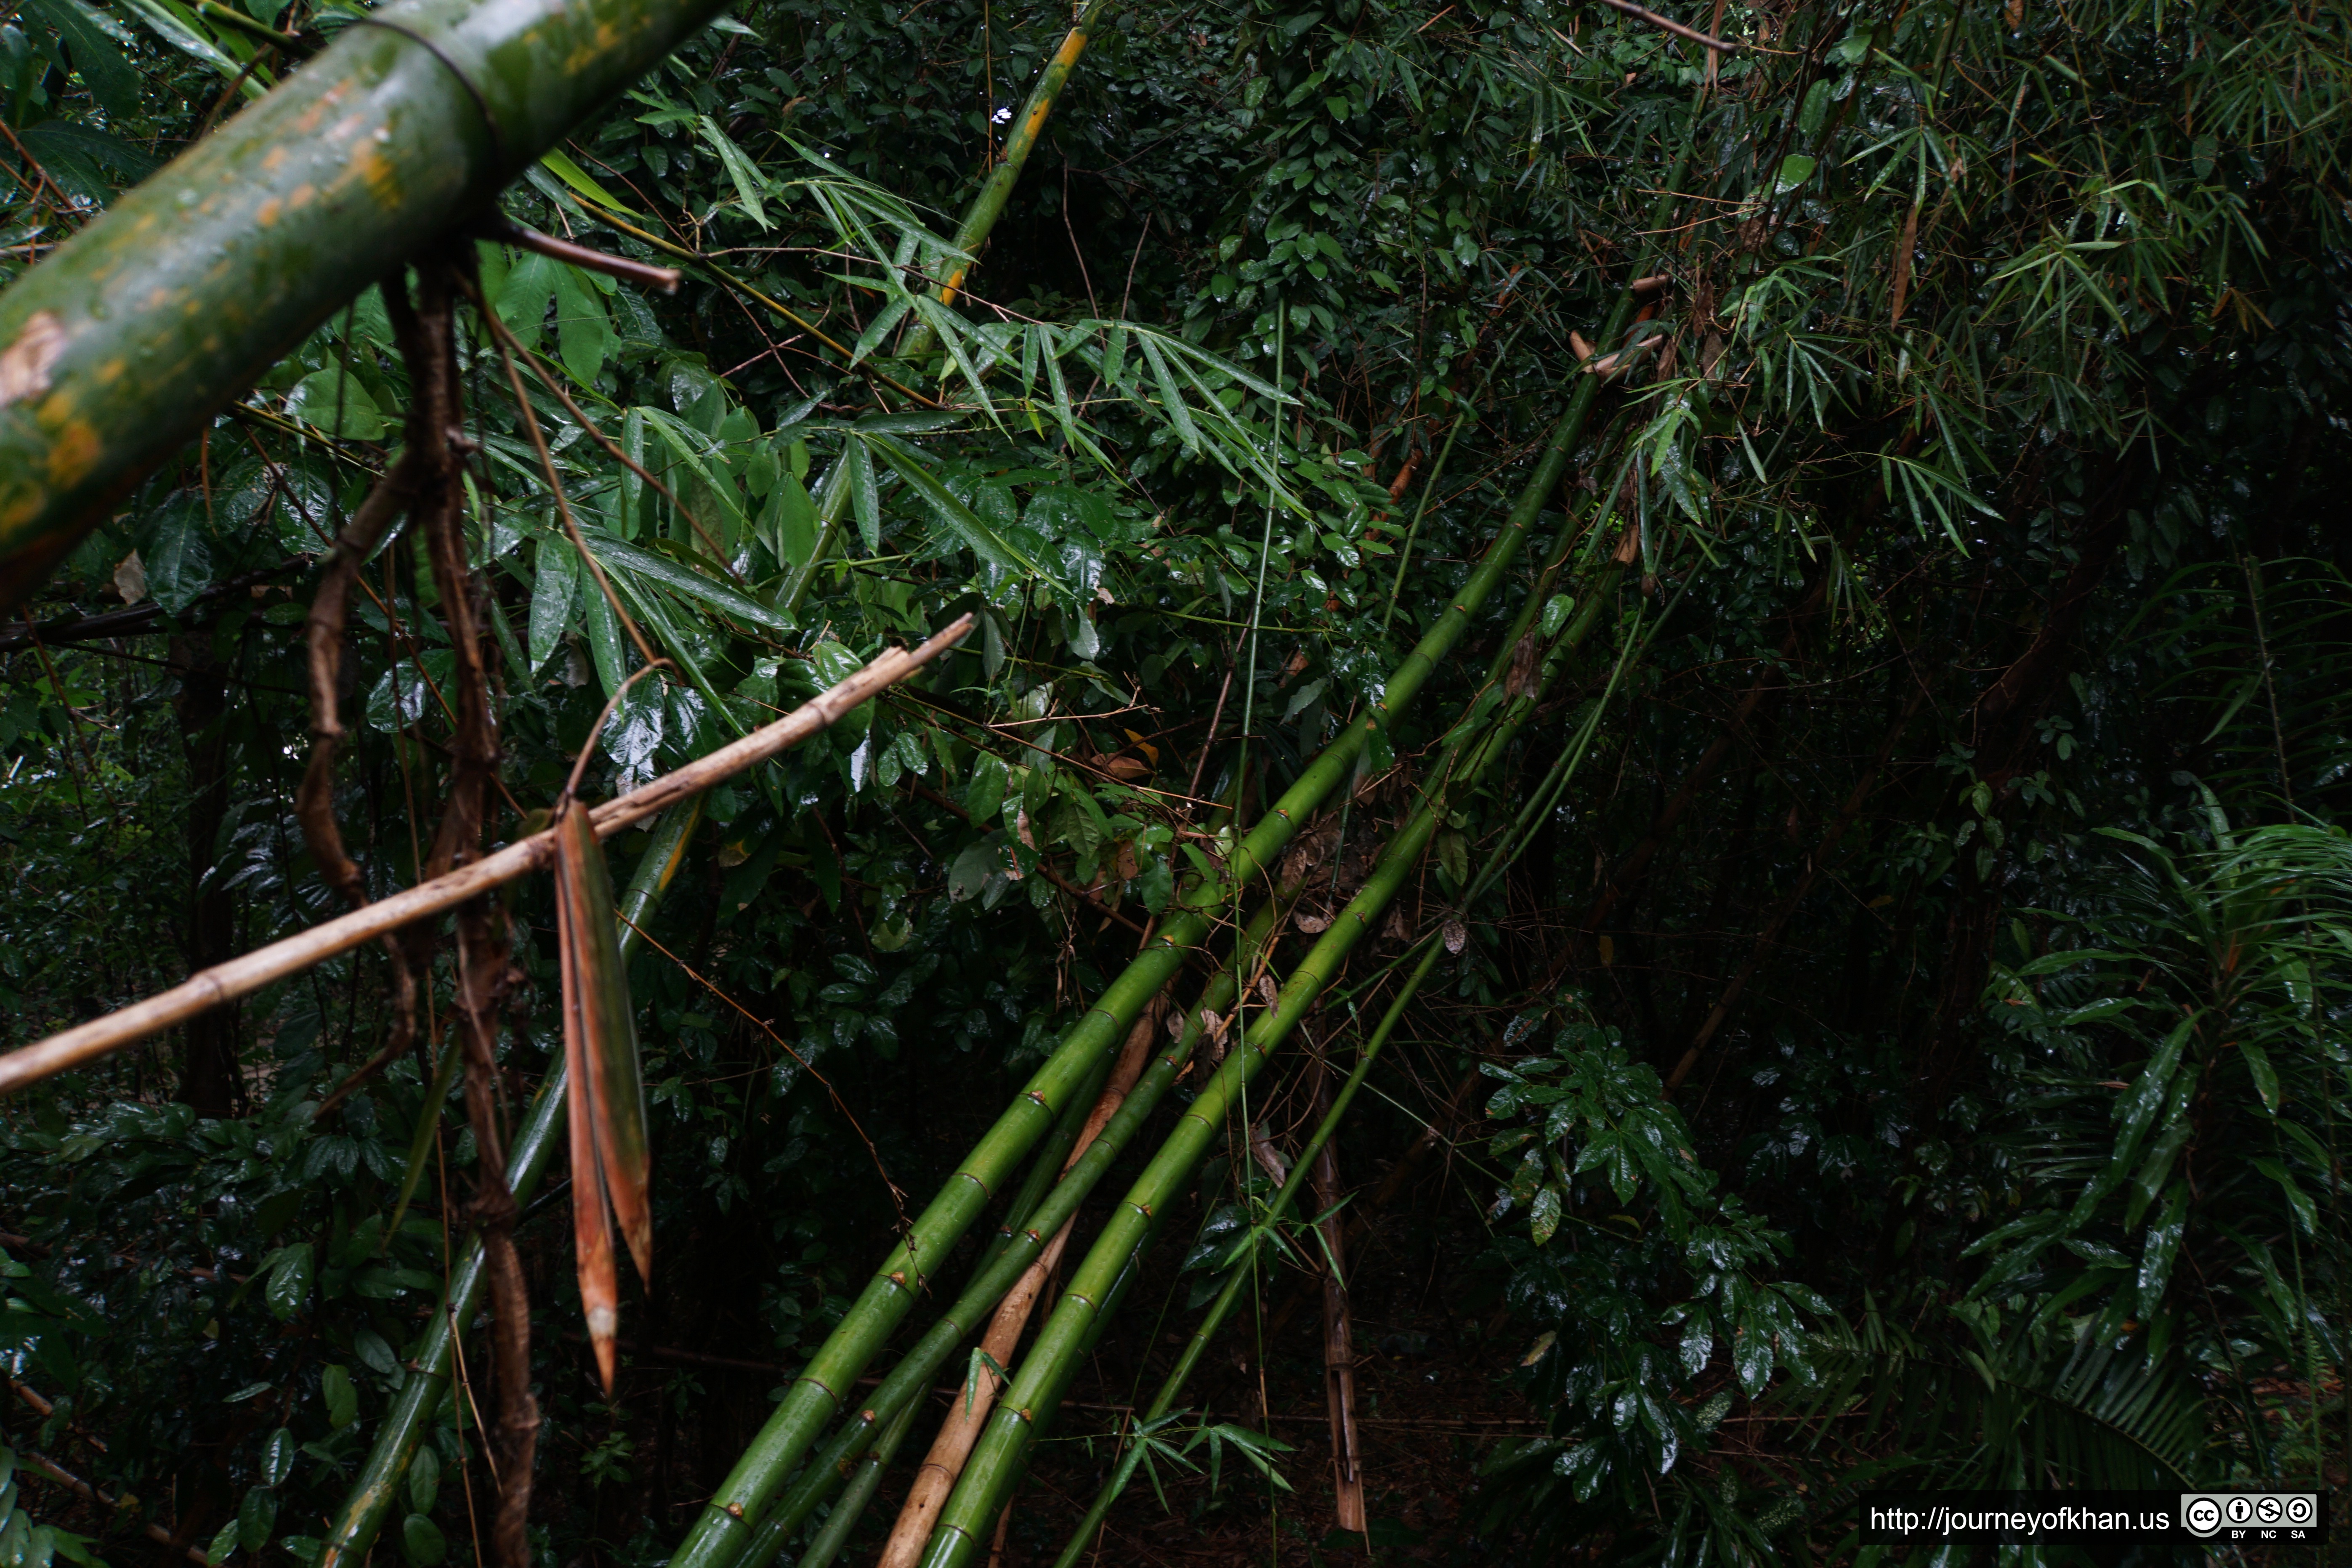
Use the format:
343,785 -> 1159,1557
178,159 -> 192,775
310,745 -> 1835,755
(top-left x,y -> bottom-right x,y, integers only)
1307,1055 -> 1366,1535
665,261 -> 1618,1565
718,912 -> 1287,1568
0,618 -> 970,1098
924,557 -> 1640,1568
22,1451 -> 211,1565
316,800 -> 702,1568
876,1004 -> 1162,1568
898,0 -> 1113,360
0,0 -> 739,612
794,1396 -> 921,1568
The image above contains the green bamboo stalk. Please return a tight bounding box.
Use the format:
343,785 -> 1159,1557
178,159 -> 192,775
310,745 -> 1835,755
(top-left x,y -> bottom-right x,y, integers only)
914,557 -> 1639,1568
0,0 -> 735,614
1043,571 -> 1660,1567
317,801 -> 701,1568
667,268 -> 1619,1568
723,911 -> 1282,1568
795,1396 -> 921,1568
898,0 -> 1113,361
1047,933 -> 1442,1568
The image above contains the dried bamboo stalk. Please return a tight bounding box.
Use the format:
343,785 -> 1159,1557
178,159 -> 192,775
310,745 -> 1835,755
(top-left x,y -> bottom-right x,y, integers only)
0,617 -> 971,1097
1307,1057 -> 1366,1535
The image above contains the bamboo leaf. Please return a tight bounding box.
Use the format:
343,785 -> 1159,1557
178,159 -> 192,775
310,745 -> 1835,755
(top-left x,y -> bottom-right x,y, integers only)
866,433 -> 1040,576
845,434 -> 882,554
582,532 -> 791,635
540,147 -> 643,216
696,114 -> 772,229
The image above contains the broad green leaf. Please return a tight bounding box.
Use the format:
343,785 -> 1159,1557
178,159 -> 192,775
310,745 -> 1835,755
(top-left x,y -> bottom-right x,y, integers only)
320,1363 -> 357,1428
399,1514 -> 445,1567
237,1485 -> 277,1552
22,0 -> 138,117
262,1242 -> 311,1320
145,498 -> 213,615
286,368 -> 385,441
580,569 -> 627,698
767,471 -> 817,568
554,266 -> 615,388
1529,1182 -> 1563,1246
528,538 -> 580,675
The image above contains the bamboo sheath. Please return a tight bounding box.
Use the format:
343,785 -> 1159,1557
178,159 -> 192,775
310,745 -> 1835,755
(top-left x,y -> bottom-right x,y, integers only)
0,620 -> 970,1099
0,0 -> 739,612
319,798 -> 701,1568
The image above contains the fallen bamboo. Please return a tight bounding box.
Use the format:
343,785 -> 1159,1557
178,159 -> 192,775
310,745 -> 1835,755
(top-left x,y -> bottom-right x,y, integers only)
0,617 -> 972,1098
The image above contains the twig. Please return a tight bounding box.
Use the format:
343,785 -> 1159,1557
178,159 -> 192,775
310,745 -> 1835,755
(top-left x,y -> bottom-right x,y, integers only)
1593,0 -> 1743,53
615,913 -> 912,1240
20,1451 -> 210,1565
473,213 -> 680,293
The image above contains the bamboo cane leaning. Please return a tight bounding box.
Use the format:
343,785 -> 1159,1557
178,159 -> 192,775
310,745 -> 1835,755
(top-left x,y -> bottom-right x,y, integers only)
913,541 -> 1643,1568
0,621 -> 971,1098
662,279 -> 1635,1565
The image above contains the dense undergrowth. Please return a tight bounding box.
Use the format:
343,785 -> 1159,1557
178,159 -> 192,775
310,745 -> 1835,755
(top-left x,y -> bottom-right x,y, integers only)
0,0 -> 2349,1563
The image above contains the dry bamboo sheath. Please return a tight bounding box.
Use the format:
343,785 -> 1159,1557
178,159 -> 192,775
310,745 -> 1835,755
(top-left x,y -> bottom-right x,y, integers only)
0,617 -> 973,1098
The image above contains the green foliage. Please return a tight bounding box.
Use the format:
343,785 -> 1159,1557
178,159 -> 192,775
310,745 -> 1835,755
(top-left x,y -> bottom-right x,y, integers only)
2,0 -> 2350,1562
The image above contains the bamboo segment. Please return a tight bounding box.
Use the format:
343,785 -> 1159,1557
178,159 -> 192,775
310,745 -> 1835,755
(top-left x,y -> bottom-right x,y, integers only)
794,1397 -> 921,1568
915,567 -> 1634,1568
0,0 -> 737,612
317,800 -> 701,1568
1045,934 -> 1443,1568
667,206 -> 1644,1568
721,975 -> 1250,1568
877,1004 -> 1161,1568
898,0 -> 1112,359
0,620 -> 970,1097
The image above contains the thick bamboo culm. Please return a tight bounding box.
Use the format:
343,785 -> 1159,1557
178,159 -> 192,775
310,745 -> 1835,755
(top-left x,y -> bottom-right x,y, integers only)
898,0 -> 1111,358
0,0 -> 740,611
0,618 -> 971,1098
